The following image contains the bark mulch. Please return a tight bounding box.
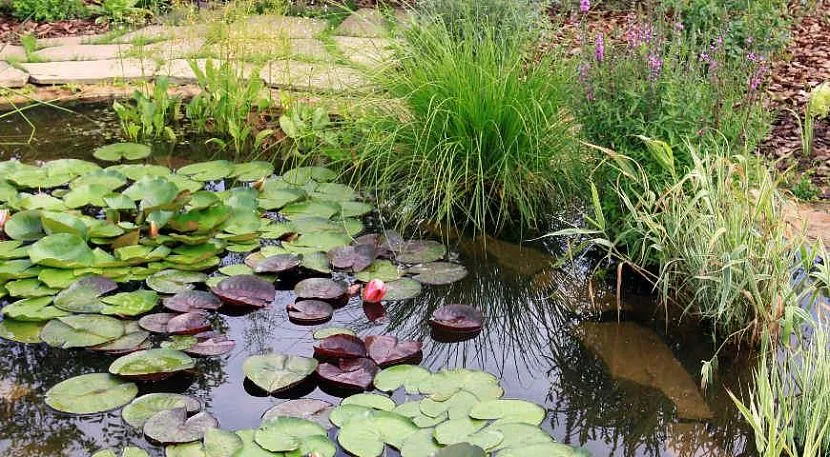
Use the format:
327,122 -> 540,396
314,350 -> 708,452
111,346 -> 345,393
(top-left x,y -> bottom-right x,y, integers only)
0,17 -> 110,44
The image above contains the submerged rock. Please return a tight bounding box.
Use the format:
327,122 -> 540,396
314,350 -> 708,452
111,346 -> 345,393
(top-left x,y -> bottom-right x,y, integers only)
578,322 -> 713,420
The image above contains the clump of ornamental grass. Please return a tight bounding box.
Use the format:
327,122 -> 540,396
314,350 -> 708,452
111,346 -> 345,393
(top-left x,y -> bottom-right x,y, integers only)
351,14 -> 585,235
730,323 -> 830,457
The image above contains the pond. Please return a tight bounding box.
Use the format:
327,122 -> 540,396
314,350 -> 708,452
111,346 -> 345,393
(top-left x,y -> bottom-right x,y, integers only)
0,103 -> 755,457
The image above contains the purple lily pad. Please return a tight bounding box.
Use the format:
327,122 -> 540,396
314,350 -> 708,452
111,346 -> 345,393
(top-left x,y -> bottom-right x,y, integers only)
254,254 -> 302,274
293,278 -> 347,301
364,335 -> 423,368
313,334 -> 367,360
316,358 -> 378,391
362,302 -> 386,322
327,245 -> 376,272
429,304 -> 483,334
163,290 -> 222,313
287,300 -> 333,325
138,313 -> 178,334
185,334 -> 235,357
211,275 -> 275,308
167,312 -> 212,335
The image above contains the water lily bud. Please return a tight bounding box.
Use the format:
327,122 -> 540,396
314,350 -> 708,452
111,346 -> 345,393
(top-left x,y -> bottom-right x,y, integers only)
149,221 -> 159,239
252,178 -> 266,192
0,209 -> 8,235
362,279 -> 387,303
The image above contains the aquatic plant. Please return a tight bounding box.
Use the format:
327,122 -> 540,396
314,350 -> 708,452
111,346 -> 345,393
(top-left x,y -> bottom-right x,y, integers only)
353,15 -> 584,234
113,79 -> 182,142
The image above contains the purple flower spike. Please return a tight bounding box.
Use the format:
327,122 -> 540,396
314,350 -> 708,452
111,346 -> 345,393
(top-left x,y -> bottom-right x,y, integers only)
580,0 -> 591,13
595,33 -> 605,62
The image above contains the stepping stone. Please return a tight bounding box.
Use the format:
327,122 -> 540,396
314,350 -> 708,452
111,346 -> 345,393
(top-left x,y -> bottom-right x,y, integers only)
335,9 -> 389,38
115,25 -> 205,44
22,59 -> 157,85
239,15 -> 327,39
260,60 -> 369,92
32,44 -> 131,62
0,62 -> 28,88
38,34 -> 109,48
0,45 -> 26,61
334,36 -> 393,67
290,39 -> 331,61
140,38 -> 205,60
157,59 -> 258,85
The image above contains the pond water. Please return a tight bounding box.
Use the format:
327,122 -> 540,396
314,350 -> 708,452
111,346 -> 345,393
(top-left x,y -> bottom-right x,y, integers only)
0,104 -> 755,457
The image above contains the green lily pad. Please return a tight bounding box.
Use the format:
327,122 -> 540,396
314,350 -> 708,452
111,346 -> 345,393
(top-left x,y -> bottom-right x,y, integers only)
355,260 -> 401,282
434,443 -> 487,457
147,269 -> 207,294
420,391 -> 479,420
178,161 -> 234,182
254,417 -> 331,454
394,240 -> 446,264
122,393 -> 202,428
257,186 -> 305,211
301,251 -> 331,274
45,373 -> 138,415
470,399 -> 546,426
0,318 -> 45,343
218,264 -> 254,276
408,262 -> 468,285
0,259 -> 37,282
123,177 -> 181,212
313,327 -> 356,339
282,167 -> 337,185
94,143 -> 152,162
486,423 -> 555,452
232,161 -> 275,181
281,201 -> 340,220
38,268 -> 82,289
72,169 -> 128,190
433,418 -> 487,446
28,233 -> 95,268
262,399 -> 334,429
16,193 -> 67,211
4,278 -> 59,297
338,411 -> 418,457
41,315 -> 125,348
143,407 -> 218,444
284,231 -> 352,254
91,447 -> 149,457
164,442 -> 206,457
400,428 -> 442,457
384,278 -> 422,301
41,212 -> 89,239
109,348 -> 195,380
340,201 -> 374,218
63,184 -> 111,208
54,276 -> 118,313
204,428 -> 244,456
0,240 -> 26,260
342,393 -> 395,411
420,369 -> 503,402
101,290 -> 159,316
496,442 -> 586,457
5,210 -> 44,240
2,297 -> 68,321
108,164 -> 171,181
393,402 -> 446,428
242,354 -> 318,394
374,365 -> 432,394
90,322 -> 150,354
311,182 -> 356,202
0,179 -> 18,202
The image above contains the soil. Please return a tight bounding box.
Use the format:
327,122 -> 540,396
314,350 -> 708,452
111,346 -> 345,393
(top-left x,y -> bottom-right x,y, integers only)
0,17 -> 109,44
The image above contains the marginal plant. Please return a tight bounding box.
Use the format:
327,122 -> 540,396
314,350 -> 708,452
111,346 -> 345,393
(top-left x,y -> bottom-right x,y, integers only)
113,77 -> 182,142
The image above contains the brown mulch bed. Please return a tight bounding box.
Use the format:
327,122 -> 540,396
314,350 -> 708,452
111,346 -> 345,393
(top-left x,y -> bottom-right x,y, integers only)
0,17 -> 110,44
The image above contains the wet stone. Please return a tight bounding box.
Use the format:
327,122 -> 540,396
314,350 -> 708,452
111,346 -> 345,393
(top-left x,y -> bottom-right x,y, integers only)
22,59 -> 157,85
0,62 -> 28,88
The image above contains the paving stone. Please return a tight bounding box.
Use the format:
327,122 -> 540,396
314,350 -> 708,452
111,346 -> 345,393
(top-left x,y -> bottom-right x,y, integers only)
115,25 -> 205,44
334,36 -> 393,67
260,60 -> 369,92
156,59 -> 258,85
0,62 -> 28,88
38,34 -> 109,47
335,9 -> 388,38
22,59 -> 157,85
240,15 -> 327,39
32,44 -> 131,62
290,39 -> 332,61
0,45 -> 26,61
140,38 -> 206,60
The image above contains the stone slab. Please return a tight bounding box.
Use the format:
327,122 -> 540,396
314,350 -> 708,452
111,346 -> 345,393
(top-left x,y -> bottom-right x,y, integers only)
22,59 -> 157,85
261,60 -> 369,92
0,45 -> 26,61
38,34 -> 109,48
141,38 -> 205,60
334,36 -> 393,67
33,44 -> 131,62
0,62 -> 28,88
240,15 -> 327,39
115,25 -> 205,44
156,59 -> 258,85
290,39 -> 332,61
335,9 -> 388,38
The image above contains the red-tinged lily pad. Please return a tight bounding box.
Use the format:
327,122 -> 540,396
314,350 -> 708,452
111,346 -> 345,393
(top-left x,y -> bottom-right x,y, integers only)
287,300 -> 333,325
185,334 -> 235,357
262,399 -> 334,429
316,358 -> 378,391
253,254 -> 302,274
109,348 -> 195,381
364,335 -> 423,368
393,240 -> 447,264
313,334 -> 367,360
167,312 -> 212,335
211,275 -> 275,308
163,290 -> 222,313
327,245 -> 376,272
362,302 -> 386,323
138,312 -> 177,334
294,278 -> 347,301
429,305 -> 483,334
143,407 -> 218,445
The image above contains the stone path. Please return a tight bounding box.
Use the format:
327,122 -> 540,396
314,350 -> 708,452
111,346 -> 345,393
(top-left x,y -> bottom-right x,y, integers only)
0,9 -> 396,93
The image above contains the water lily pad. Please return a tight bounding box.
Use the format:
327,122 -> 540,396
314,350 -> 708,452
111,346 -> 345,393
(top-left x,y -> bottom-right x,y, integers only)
4,210 -> 44,240
400,428 -> 442,457
0,259 -> 37,282
287,300 -> 333,325
72,169 -> 128,190
262,399 -> 334,429
204,428 -> 244,456
313,327 -> 356,339
253,254 -> 301,274
63,184 -> 110,208
294,278 -> 346,301
243,354 -> 318,394
163,290 -> 222,313
41,212 -> 89,238
110,348 -> 195,381
373,365 -> 432,394
218,264 -> 254,276
109,164 -> 171,181
178,161 -> 234,182
54,276 -> 118,313
211,275 -> 275,308
91,447 -> 148,457
232,161 -> 275,181
3,293 -> 61,318
41,314 -> 125,348
408,262 -> 468,285
316,358 -> 378,391
365,335 -> 423,367
420,369 -> 503,402
138,312 -> 177,333
185,334 -> 235,357
90,323 -> 150,355
45,373 -> 138,415
29,233 -> 95,268
485,423 -> 556,453
122,393 -> 202,428
393,402 -> 446,428
394,240 -> 446,264
254,417 -> 332,454
328,245 -> 376,272
143,407 -> 218,444
329,405 -> 377,428
433,418 -> 487,446
0,318 -> 45,343
284,232 -> 352,254
123,177 -> 181,212
429,305 -> 483,334
337,411 -> 418,457
469,399 -> 546,426
342,393 -> 395,411
17,193 -> 67,211
147,270 -> 207,294
94,143 -> 152,162
339,201 -> 374,218
282,167 -> 336,185
301,251 -> 331,274
384,278 -> 422,301
434,443 -> 487,457
101,290 -> 159,316
281,201 -> 340,220
355,260 -> 401,282
258,186 -> 305,211
420,391 -> 479,421
314,334 -> 367,359
233,429 -> 282,457
167,312 -> 212,335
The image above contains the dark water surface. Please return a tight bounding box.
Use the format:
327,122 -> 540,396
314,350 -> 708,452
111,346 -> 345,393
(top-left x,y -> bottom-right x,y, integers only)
0,104 -> 755,457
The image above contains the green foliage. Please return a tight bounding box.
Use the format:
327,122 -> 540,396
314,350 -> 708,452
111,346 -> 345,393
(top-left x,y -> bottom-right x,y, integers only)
416,0 -> 547,45
113,78 -> 181,143
88,0 -> 151,24
278,102 -> 337,155
9,0 -> 87,21
352,17 -> 584,234
790,172 -> 821,201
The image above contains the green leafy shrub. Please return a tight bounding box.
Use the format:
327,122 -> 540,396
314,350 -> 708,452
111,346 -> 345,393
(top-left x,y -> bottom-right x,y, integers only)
88,0 -> 151,24
352,16 -> 584,234
9,0 -> 88,21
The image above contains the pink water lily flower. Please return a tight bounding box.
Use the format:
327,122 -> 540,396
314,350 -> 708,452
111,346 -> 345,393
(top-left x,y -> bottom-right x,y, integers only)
362,279 -> 388,303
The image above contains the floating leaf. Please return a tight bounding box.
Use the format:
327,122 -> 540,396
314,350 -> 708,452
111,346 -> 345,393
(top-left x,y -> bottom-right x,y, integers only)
63,184 -> 110,208
109,348 -> 195,381
94,143 -> 152,162
167,312 -> 212,335
384,278 -> 422,301
342,393 -> 395,411
45,373 -> 137,415
4,210 -> 44,241
0,318 -> 45,343
41,212 -> 88,238
301,251 -> 331,274
211,275 -> 275,308
314,334 -> 367,359
122,393 -> 202,428
72,169 -> 128,190
393,402 -> 445,428
313,327 -> 356,339
434,443 -> 487,457
178,161 -> 234,182
469,399 -> 546,426
185,334 -> 235,357
41,315 -> 124,348
101,290 -> 159,316
409,262 -> 468,285
365,335 -> 423,367
316,358 -> 378,391
90,322 -> 150,355
2,297 -> 68,321
393,240 -> 446,264
400,428 -> 442,457
138,312 -> 177,333
231,161 -> 275,181
29,233 -> 95,268
253,254 -> 301,274
204,428 -> 243,457
163,290 -> 222,313
282,167 -> 336,185
218,264 -> 254,276
420,369 -> 503,402
254,417 -> 332,455
143,407 -> 218,444
287,300 -> 333,325
262,399 -> 334,429
54,276 -> 118,313
294,278 -> 346,301
430,305 -> 483,334
337,411 -> 417,457
433,418 -> 487,446
339,201 -> 373,218
91,447 -> 149,457
373,365 -> 432,394
147,270 -> 207,294
281,201 -> 339,220
243,354 -> 318,394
